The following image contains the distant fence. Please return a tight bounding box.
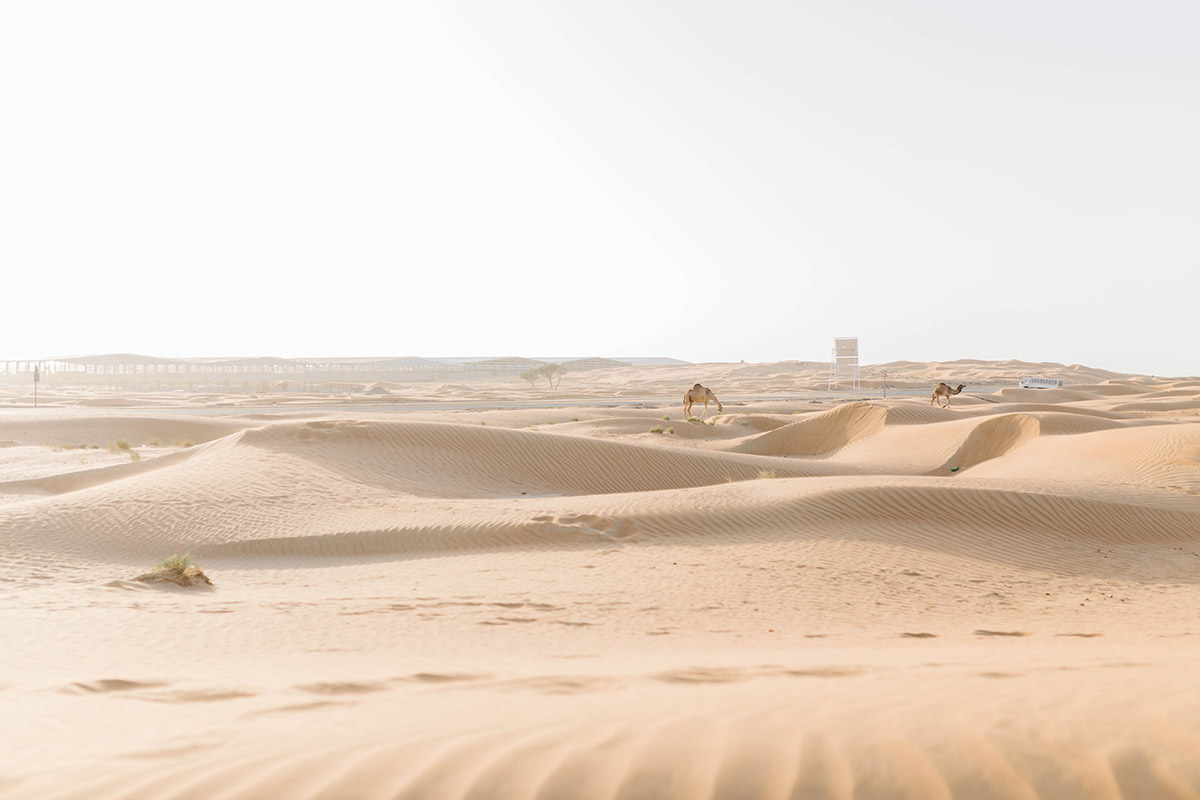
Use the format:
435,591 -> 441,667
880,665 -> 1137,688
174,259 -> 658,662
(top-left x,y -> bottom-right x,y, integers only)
0,356 -> 630,392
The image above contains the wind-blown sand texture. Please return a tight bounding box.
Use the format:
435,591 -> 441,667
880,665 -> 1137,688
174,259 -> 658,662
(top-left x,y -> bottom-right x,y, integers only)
2,359 -> 1200,799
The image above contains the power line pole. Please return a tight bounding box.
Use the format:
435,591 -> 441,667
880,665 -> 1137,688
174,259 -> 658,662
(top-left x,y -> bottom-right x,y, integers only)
33,364 -> 39,408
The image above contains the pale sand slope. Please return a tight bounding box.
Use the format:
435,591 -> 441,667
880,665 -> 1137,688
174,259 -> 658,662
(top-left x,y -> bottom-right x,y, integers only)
2,362 -> 1200,798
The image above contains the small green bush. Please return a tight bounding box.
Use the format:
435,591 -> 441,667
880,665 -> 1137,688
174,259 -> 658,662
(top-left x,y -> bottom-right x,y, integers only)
649,425 -> 664,434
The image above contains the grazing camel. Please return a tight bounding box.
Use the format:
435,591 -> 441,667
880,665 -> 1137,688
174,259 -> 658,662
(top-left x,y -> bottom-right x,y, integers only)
683,383 -> 723,418
931,383 -> 966,408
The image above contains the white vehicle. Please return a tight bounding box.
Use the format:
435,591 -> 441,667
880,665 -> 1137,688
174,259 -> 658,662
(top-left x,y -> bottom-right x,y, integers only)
1019,376 -> 1063,389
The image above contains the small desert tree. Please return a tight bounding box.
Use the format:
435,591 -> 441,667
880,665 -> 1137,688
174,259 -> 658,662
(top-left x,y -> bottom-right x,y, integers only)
537,363 -> 564,390
520,369 -> 539,387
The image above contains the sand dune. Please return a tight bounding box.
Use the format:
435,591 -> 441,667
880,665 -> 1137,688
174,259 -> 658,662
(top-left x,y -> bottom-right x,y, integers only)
723,402 -> 887,456
3,361 -> 1200,799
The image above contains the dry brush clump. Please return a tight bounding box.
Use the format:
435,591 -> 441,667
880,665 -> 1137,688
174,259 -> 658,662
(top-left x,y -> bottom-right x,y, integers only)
134,554 -> 214,588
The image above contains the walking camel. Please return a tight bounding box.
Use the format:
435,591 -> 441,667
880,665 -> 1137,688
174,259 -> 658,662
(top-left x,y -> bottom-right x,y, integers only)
931,383 -> 966,408
684,383 -> 723,418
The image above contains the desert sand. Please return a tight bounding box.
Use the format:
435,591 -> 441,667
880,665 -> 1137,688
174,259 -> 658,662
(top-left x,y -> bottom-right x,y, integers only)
2,358 -> 1199,799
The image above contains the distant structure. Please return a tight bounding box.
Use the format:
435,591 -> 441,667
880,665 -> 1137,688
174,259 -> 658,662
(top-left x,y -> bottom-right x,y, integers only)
1019,376 -> 1063,389
827,337 -> 860,391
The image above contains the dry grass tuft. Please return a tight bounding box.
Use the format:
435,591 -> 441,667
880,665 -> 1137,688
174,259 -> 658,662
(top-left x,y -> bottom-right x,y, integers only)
134,554 -> 214,588
755,469 -> 778,479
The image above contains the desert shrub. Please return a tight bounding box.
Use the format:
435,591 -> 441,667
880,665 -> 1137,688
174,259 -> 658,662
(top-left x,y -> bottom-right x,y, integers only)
130,452 -> 142,462
148,438 -> 161,446
135,553 -> 213,588
157,553 -> 192,570
756,469 -> 777,479
649,425 -> 664,434
662,415 -> 671,420
666,427 -> 675,434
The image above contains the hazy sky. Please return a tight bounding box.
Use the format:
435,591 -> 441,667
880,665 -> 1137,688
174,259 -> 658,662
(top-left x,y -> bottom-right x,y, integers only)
2,1 -> 1196,375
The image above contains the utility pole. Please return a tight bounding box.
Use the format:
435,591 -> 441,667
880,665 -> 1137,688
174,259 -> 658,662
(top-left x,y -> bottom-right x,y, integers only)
33,364 -> 39,408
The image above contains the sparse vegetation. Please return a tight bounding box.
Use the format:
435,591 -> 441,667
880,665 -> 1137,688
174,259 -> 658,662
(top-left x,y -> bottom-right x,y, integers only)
666,427 -> 675,434
519,369 -> 539,388
542,363 -> 564,389
148,438 -> 161,446
130,451 -> 142,462
687,416 -> 701,423
176,440 -> 194,448
649,425 -> 664,434
107,440 -> 132,453
756,469 -> 778,479
157,553 -> 192,570
662,415 -> 671,420
134,553 -> 213,588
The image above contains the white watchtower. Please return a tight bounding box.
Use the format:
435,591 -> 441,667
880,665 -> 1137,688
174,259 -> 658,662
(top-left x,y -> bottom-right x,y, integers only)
827,337 -> 860,391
